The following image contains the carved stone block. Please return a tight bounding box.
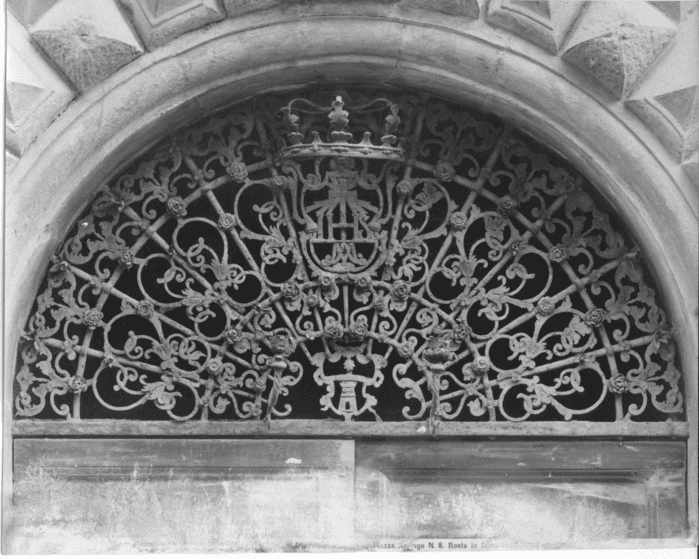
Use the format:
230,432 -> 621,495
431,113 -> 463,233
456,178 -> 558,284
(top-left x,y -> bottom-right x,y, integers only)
119,0 -> 226,50
6,0 -> 61,27
561,0 -> 677,99
626,3 -> 698,164
6,14 -> 75,157
28,0 -> 144,92
487,0 -> 584,53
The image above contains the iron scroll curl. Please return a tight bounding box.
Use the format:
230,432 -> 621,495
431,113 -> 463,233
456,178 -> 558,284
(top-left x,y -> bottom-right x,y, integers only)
15,89 -> 684,427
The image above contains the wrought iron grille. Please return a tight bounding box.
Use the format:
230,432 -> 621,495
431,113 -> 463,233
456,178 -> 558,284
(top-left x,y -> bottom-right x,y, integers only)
15,88 -> 684,427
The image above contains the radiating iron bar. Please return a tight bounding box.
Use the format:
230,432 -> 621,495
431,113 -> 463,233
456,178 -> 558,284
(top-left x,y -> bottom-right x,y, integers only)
182,155 -> 266,283
512,208 -> 624,419
203,180 -> 296,359
411,160 -> 479,189
186,151 -> 313,366
65,201 -> 181,418
440,333 -> 657,403
38,337 -> 257,402
366,332 -> 425,372
65,264 -> 255,371
464,336 -> 497,420
370,281 -> 458,327
383,129 -> 511,364
122,206 -> 221,295
255,116 -> 325,361
447,193 -> 570,323
200,180 -> 307,362
449,254 -> 630,364
201,377 -> 215,421
193,174 -> 230,192
369,101 -> 428,354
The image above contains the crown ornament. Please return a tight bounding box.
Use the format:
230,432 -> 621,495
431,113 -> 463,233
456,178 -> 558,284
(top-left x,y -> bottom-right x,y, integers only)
276,95 -> 405,162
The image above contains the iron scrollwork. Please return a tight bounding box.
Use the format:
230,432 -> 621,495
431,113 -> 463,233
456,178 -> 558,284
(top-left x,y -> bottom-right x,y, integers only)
15,89 -> 684,426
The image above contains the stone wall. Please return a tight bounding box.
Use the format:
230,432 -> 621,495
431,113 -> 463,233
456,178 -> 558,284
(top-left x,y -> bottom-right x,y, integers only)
6,0 -> 699,186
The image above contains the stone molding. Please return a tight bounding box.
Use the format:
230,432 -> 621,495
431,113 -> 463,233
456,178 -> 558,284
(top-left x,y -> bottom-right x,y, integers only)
2,3 -> 698,548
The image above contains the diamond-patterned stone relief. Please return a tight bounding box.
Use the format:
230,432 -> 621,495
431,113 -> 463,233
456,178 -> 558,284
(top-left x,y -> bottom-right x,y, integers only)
626,2 -> 698,168
561,1 -> 677,99
28,0 -> 144,92
3,0 -> 696,187
7,0 -> 62,27
6,13 -> 75,158
119,0 -> 226,50
487,0 -> 585,53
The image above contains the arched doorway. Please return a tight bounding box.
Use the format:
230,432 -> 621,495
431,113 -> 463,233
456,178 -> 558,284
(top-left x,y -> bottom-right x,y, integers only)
8,84 -> 692,551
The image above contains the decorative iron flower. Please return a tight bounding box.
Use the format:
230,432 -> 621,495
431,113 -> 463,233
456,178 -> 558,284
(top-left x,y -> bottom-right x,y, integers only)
471,356 -> 491,376
584,308 -> 605,327
49,258 -> 68,274
348,317 -> 369,341
136,300 -> 155,318
548,244 -> 569,263
355,274 -> 372,291
251,403 -> 263,416
449,211 -> 468,231
434,161 -> 455,182
207,358 -> 223,376
374,297 -> 386,311
253,377 -> 267,393
424,345 -> 452,365
536,297 -> 556,316
396,179 -> 414,197
304,173 -> 320,187
218,213 -> 236,230
509,240 -> 524,254
397,343 -> 412,359
563,177 -> 577,193
306,293 -> 320,308
319,274 -> 335,292
324,321 -> 344,341
497,195 -> 518,217
281,281 -> 300,300
83,308 -> 103,329
270,333 -> 295,356
225,328 -> 242,344
227,161 -> 248,182
119,250 -> 134,268
166,196 -> 187,217
391,281 -> 410,301
271,175 -> 288,191
68,376 -> 88,393
608,375 -> 629,394
453,322 -> 472,341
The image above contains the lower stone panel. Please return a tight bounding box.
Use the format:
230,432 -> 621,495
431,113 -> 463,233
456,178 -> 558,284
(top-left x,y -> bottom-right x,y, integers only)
8,438 -> 688,552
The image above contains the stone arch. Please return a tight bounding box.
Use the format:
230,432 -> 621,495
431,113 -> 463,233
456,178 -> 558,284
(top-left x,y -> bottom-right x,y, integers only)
4,3 -> 698,546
